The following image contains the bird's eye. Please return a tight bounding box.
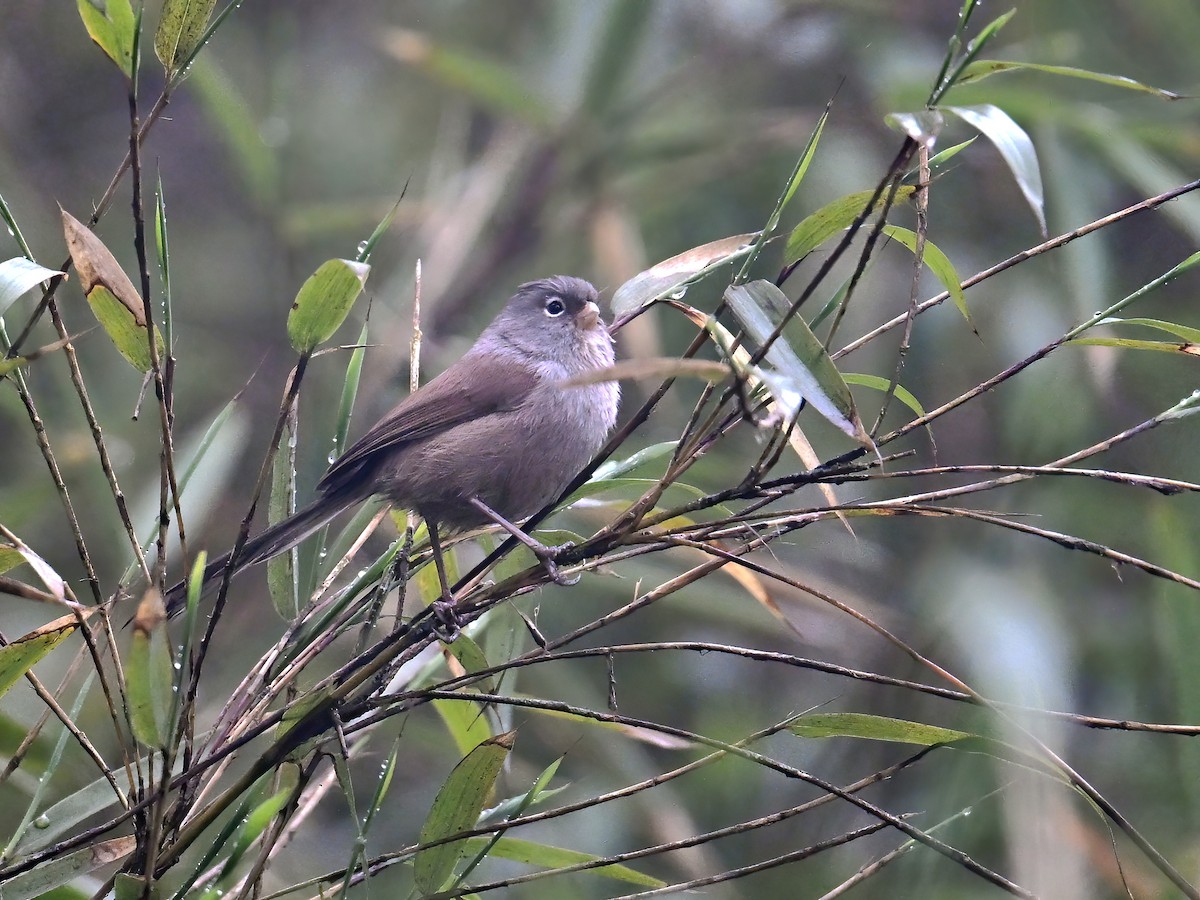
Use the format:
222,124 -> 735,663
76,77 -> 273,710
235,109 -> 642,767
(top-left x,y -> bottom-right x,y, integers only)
544,298 -> 566,317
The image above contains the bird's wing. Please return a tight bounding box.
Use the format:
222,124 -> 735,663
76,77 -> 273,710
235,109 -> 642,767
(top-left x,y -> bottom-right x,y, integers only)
317,352 -> 539,495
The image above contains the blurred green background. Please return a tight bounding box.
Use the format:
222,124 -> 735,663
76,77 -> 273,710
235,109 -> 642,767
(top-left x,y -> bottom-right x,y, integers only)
3,1 -> 1200,896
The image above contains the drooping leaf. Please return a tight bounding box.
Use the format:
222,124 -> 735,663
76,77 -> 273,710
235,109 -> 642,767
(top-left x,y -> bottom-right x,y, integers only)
611,233 -> 758,315
415,732 -> 515,894
880,225 -> 974,328
884,110 -> 945,148
561,358 -> 732,388
1094,316 -> 1200,343
954,60 -> 1183,99
790,712 -> 971,745
0,837 -> 135,900
267,413 -> 299,620
433,697 -> 494,760
0,612 -> 94,701
725,281 -> 872,446
154,0 -> 218,75
590,441 -> 677,481
0,334 -> 83,378
76,0 -> 136,77
1068,337 -> 1200,356
61,209 -> 164,372
1,536 -> 66,602
126,591 -> 175,748
458,836 -> 665,888
944,104 -> 1045,235
0,543 -> 23,576
844,373 -> 927,417
286,258 -> 370,354
0,258 -> 63,319
783,186 -> 917,265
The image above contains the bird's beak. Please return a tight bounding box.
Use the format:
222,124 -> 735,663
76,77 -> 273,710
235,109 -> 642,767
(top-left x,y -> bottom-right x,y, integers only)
576,301 -> 601,331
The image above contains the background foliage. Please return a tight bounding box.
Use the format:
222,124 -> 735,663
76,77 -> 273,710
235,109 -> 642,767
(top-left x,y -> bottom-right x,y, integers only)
2,1 -> 1200,897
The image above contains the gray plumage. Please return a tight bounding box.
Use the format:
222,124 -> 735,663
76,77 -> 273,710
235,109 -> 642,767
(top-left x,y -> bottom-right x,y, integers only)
164,276 -> 619,615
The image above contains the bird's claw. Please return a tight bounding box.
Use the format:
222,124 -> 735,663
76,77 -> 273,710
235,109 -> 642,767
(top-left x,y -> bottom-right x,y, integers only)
430,598 -> 463,643
534,541 -> 579,586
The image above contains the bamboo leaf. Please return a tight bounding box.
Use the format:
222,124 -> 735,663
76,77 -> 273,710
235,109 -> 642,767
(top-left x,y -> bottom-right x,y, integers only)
790,712 -> 970,744
844,373 -> 927,417
0,612 -> 94,700
286,258 -> 370,354
458,836 -> 665,888
415,732 -> 515,894
944,104 -> 1045,235
0,258 -> 63,319
725,281 -> 872,446
154,0 -> 218,75
61,209 -> 164,371
126,591 -> 175,748
611,233 -> 758,315
954,60 -> 1183,99
76,0 -> 136,77
880,225 -> 974,328
783,186 -> 917,265
0,837 -> 135,900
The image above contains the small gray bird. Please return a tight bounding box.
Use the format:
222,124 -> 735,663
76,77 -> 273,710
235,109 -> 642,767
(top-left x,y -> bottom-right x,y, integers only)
164,276 -> 620,622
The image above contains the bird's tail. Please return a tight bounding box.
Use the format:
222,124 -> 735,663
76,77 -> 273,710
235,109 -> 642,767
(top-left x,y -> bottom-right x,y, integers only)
163,492 -> 360,617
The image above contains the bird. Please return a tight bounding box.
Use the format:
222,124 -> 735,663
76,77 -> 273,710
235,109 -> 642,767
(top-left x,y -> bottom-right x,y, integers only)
163,276 -> 620,627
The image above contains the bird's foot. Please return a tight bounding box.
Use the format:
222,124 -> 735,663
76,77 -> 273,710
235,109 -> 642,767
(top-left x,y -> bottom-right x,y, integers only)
430,598 -> 463,643
531,540 -> 580,586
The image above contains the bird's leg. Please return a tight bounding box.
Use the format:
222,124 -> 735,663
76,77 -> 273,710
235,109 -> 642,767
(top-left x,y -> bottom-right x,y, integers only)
425,521 -> 462,641
468,497 -> 580,586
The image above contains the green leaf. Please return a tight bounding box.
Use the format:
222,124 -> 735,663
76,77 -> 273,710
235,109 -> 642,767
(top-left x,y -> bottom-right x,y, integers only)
334,322 -> 368,458
154,174 -> 173,351
1095,316 -> 1200,344
88,285 -> 165,371
783,186 -> 917,265
1067,337 -> 1200,355
954,60 -> 1183,100
591,441 -> 677,480
0,613 -> 88,700
61,209 -> 164,372
843,373 -> 927,417
790,712 -> 972,745
924,137 -> 977,174
76,0 -> 136,77
154,0 -> 217,75
0,334 -> 82,378
199,767 -> 299,900
0,837 -> 136,900
944,104 -> 1045,235
0,258 -> 63,319
433,696 -> 494,760
459,836 -> 665,888
126,592 -> 176,748
725,281 -> 872,446
0,543 -> 24,576
286,258 -> 370,354
14,755 -> 176,855
880,225 -> 974,328
415,732 -> 515,894
610,233 -> 759,315
267,414 -> 299,619
884,110 -> 945,147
